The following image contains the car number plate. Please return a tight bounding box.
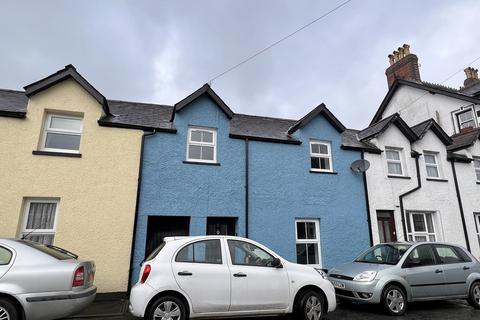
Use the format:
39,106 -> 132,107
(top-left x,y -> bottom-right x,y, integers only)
331,280 -> 345,289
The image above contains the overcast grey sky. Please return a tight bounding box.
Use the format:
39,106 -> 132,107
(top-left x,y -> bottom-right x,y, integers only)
1,0 -> 480,128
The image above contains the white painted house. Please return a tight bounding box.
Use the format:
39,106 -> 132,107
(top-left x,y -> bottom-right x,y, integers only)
357,44 -> 480,258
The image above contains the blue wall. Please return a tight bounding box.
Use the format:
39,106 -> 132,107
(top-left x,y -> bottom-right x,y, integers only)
132,94 -> 371,283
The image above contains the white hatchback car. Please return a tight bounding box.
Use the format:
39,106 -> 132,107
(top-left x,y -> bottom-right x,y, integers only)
129,236 -> 336,320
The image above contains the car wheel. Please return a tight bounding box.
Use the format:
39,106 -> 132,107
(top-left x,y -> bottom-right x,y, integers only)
382,285 -> 407,316
148,295 -> 186,320
467,282 -> 480,309
297,290 -> 326,320
0,298 -> 18,320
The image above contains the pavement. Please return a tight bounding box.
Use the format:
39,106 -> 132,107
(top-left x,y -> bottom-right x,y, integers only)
63,298 -> 480,320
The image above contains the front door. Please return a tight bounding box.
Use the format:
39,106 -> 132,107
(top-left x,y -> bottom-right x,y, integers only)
403,244 -> 445,299
207,217 -> 237,236
172,239 -> 230,313
377,211 -> 397,243
145,216 -> 190,258
227,239 -> 289,311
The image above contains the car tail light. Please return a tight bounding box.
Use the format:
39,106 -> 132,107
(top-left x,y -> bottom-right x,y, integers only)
140,264 -> 151,284
73,266 -> 85,287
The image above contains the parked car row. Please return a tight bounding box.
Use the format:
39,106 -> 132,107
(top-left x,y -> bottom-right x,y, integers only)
1,236 -> 479,320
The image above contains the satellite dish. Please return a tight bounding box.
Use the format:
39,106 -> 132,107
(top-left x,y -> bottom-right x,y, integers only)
351,159 -> 370,173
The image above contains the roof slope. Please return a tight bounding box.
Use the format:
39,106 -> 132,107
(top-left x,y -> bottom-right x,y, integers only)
287,103 -> 346,134
341,129 -> 381,153
358,113 -> 417,142
0,89 -> 28,118
410,118 -> 452,145
447,128 -> 480,151
230,114 -> 300,144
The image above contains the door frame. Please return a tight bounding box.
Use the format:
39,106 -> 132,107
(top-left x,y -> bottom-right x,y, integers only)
376,210 -> 397,243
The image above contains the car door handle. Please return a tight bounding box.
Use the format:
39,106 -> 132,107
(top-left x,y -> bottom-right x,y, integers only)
435,269 -> 443,274
178,271 -> 193,276
233,272 -> 247,278
463,266 -> 470,270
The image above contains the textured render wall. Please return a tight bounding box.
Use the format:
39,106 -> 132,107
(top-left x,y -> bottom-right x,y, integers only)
365,126 -> 464,246
381,86 -> 476,135
454,142 -> 480,258
248,115 -> 370,268
0,79 -> 142,293
132,95 -> 245,281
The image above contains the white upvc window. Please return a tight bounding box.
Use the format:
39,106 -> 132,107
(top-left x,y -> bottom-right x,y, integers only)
20,199 -> 60,245
310,141 -> 332,172
295,219 -> 322,266
474,213 -> 480,249
424,151 -> 441,178
187,127 -> 217,163
41,113 -> 83,153
406,212 -> 437,242
474,157 -> 480,182
456,108 -> 476,131
386,147 -> 404,176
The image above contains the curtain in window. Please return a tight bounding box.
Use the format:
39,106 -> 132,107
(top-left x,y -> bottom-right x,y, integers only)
26,203 -> 56,230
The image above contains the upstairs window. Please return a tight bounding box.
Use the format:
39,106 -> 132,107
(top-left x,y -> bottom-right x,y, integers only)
310,141 -> 332,172
424,152 -> 440,178
456,109 -> 476,131
386,147 -> 404,176
474,157 -> 480,182
187,127 -> 217,163
41,114 -> 83,153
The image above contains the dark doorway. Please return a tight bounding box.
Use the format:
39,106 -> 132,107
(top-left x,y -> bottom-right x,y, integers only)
145,216 -> 190,258
377,211 -> 397,243
207,217 -> 237,236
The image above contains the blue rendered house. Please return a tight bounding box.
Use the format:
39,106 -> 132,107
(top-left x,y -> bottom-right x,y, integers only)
130,84 -> 374,284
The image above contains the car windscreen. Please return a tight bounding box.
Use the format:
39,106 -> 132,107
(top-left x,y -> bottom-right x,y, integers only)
16,240 -> 77,260
145,242 -> 166,262
355,244 -> 411,265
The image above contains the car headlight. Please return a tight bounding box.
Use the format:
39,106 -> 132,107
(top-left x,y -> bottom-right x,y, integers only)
314,268 -> 328,279
353,271 -> 377,282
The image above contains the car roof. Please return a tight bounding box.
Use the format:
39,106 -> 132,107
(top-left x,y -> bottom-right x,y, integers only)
163,235 -> 250,242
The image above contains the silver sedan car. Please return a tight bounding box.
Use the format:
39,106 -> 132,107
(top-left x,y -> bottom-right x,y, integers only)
0,239 -> 96,320
328,242 -> 480,316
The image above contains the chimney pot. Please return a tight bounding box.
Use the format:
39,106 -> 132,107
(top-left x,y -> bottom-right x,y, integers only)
388,54 -> 395,65
463,67 -> 480,87
402,44 -> 410,55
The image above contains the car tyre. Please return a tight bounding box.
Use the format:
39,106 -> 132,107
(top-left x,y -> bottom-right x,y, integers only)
467,282 -> 480,309
147,295 -> 186,320
0,298 -> 18,320
382,285 -> 407,316
296,290 -> 326,320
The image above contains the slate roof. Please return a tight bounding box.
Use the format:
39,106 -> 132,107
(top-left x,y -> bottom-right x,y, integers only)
99,100 -> 175,132
230,114 -> 300,144
341,129 -> 381,153
460,82 -> 480,97
287,103 -> 346,134
447,128 -> 480,151
357,113 -> 417,142
0,89 -> 28,118
410,119 -> 452,145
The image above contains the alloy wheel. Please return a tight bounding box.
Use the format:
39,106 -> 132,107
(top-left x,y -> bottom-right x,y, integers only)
474,285 -> 480,305
0,307 -> 10,320
305,295 -> 322,320
386,288 -> 405,313
153,300 -> 181,320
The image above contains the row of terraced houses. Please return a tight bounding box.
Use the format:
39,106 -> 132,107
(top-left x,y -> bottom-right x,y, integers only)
1,45 -> 480,294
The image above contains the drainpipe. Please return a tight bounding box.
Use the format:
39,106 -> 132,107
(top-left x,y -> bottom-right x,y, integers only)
128,130 -> 156,292
361,151 -> 374,246
399,150 -> 421,241
244,138 -> 249,238
450,160 -> 471,252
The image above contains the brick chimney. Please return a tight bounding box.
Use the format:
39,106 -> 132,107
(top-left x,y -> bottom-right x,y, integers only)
385,44 -> 421,88
463,67 -> 479,87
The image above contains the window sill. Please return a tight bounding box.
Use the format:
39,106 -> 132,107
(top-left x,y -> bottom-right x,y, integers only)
309,170 -> 338,175
182,160 -> 220,166
387,175 -> 411,179
32,150 -> 82,158
426,178 -> 448,182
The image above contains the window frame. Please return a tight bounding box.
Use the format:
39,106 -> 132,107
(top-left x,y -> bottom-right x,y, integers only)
295,219 -> 322,266
474,157 -> 480,182
20,199 -> 60,245
174,239 -> 223,265
385,147 -> 404,176
406,211 -> 437,242
309,140 -> 333,173
186,127 -> 217,164
423,151 -> 441,179
456,108 -> 476,131
474,213 -> 480,249
40,113 -> 83,154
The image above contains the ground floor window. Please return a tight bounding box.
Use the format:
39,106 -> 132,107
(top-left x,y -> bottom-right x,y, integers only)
474,213 -> 480,248
295,219 -> 321,266
21,199 -> 59,245
406,211 -> 437,242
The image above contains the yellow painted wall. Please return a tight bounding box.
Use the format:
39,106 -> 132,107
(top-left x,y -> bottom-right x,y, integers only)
0,79 -> 143,292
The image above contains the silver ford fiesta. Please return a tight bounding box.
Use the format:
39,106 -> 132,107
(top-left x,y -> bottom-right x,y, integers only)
327,242 -> 480,316
0,239 -> 96,320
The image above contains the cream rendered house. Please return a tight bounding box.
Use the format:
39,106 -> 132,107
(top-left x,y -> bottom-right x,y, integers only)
0,65 -> 175,293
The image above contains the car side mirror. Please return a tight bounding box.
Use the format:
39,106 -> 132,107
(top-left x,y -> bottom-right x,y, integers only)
271,257 -> 283,268
405,258 -> 422,268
